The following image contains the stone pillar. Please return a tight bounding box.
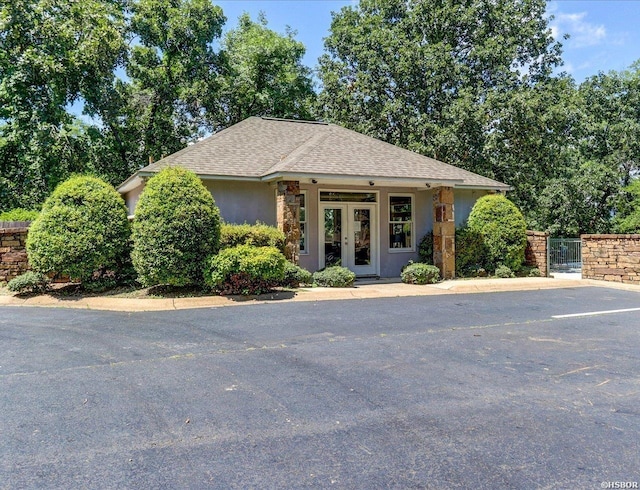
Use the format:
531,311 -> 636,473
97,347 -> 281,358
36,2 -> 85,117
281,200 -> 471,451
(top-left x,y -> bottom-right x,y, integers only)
0,227 -> 30,284
276,180 -> 301,264
433,187 -> 455,279
525,230 -> 550,277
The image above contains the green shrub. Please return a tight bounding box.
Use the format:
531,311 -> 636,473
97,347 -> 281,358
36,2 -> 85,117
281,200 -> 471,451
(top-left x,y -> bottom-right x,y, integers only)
401,262 -> 441,284
494,265 -> 515,278
26,176 -> 130,282
455,225 -> 491,277
418,232 -> 434,264
7,271 -> 50,294
281,262 -> 313,288
220,222 -> 286,252
312,266 -> 356,287
205,245 -> 286,295
467,194 -> 527,272
132,167 -> 221,287
0,208 -> 39,222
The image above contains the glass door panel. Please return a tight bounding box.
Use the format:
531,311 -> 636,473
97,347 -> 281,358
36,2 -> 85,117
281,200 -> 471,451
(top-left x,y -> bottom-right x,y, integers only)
320,201 -> 377,276
323,207 -> 343,267
353,208 -> 371,266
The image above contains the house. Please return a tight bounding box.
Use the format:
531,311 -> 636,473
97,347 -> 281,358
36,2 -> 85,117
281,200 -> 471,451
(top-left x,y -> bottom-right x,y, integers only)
118,117 -> 511,278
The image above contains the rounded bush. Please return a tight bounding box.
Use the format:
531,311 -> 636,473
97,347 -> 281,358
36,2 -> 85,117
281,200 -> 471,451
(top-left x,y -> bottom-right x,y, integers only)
312,266 -> 356,288
455,225 -> 490,277
281,262 -> 313,288
494,264 -> 515,278
26,176 -> 130,282
401,262 -> 441,284
7,271 -> 50,294
467,194 -> 527,271
205,244 -> 286,295
132,167 -> 221,287
220,222 -> 286,252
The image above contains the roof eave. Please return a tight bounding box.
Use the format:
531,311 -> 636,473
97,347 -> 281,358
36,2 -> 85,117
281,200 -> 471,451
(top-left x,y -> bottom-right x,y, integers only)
261,172 -> 511,190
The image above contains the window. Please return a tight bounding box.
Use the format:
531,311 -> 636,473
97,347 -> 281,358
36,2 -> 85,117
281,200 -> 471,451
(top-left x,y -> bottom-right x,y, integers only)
320,191 -> 377,202
389,195 -> 413,250
299,192 -> 307,254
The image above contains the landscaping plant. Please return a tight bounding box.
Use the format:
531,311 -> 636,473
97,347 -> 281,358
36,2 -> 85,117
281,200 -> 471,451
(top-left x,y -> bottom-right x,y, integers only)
455,224 -> 490,277
401,262 -> 441,285
312,266 -> 356,287
220,222 -> 286,251
494,264 -> 515,278
417,232 -> 434,265
26,175 -> 130,282
0,208 -> 40,222
205,244 -> 286,295
131,167 -> 221,287
281,262 -> 313,288
467,194 -> 527,272
7,271 -> 50,294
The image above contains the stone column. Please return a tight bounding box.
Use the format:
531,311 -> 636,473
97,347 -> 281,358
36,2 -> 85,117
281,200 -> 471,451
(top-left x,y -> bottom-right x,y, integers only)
276,180 -> 301,264
433,187 -> 456,279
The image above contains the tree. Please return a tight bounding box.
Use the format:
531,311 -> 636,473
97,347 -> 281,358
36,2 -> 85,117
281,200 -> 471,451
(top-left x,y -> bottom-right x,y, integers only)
481,76 -> 581,217
531,161 -> 619,236
577,64 -> 640,188
614,179 -> 640,233
0,0 -> 128,209
318,0 -> 562,166
123,0 -> 226,164
208,13 -> 315,130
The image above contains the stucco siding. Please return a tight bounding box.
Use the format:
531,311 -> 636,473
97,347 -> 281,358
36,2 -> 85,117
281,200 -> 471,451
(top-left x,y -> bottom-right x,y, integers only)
124,186 -> 143,216
204,180 -> 276,225
123,178 -> 487,278
455,189 -> 490,227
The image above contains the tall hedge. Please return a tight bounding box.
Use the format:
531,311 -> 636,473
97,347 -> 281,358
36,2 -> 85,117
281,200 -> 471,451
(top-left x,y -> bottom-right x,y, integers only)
467,194 -> 527,271
26,176 -> 130,281
220,222 -> 286,251
131,167 -> 221,287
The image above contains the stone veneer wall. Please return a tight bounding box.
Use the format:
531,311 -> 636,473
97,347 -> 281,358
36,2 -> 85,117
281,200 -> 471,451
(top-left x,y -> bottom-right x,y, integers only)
433,187 -> 455,279
0,227 -> 30,283
582,234 -> 640,284
525,230 -> 549,277
276,180 -> 301,264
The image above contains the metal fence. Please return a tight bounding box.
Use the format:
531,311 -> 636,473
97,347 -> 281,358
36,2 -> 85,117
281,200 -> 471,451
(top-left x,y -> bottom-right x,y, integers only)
549,238 -> 582,271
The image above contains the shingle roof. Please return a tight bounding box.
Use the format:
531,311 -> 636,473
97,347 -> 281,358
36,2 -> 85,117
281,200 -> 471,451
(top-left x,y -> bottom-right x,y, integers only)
135,116 -> 510,190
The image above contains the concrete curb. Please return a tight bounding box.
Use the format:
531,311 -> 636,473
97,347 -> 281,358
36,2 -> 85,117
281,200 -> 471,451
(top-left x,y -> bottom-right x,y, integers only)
0,276 -> 623,312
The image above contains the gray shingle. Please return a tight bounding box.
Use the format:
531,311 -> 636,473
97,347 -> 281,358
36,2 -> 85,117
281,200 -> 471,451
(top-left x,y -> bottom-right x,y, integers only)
138,117 -> 510,189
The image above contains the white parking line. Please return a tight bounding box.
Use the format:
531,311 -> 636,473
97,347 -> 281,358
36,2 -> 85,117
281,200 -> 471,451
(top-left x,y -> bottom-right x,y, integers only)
552,307 -> 640,319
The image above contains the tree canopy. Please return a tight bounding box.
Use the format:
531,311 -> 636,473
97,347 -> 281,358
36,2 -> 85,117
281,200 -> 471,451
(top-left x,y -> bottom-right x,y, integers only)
1,0 -> 640,236
0,2 -> 314,210
318,0 -> 640,236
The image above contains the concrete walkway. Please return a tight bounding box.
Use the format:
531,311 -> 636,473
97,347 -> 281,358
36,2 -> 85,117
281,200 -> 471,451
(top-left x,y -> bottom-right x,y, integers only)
2,275 -> 637,312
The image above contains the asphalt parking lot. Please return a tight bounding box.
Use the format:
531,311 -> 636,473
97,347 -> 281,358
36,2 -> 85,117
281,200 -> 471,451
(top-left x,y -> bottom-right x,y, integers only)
1,286 -> 640,489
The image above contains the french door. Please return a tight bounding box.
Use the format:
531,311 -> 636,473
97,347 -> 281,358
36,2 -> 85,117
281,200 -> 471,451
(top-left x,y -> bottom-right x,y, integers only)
320,203 -> 378,276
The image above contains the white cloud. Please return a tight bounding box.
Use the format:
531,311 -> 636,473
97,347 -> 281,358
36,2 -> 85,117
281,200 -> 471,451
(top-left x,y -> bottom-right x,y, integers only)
551,12 -> 606,48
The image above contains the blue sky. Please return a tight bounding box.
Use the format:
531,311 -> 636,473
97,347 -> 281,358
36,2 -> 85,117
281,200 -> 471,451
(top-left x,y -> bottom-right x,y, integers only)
216,0 -> 640,83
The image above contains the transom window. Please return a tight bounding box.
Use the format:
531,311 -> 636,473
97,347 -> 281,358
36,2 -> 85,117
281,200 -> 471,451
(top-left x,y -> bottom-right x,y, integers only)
389,194 -> 413,250
320,191 -> 377,202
